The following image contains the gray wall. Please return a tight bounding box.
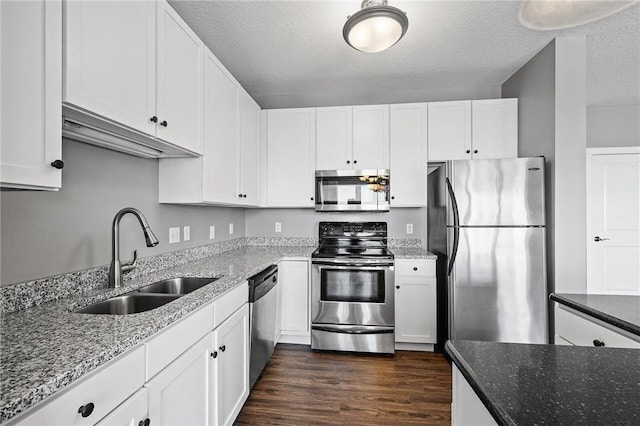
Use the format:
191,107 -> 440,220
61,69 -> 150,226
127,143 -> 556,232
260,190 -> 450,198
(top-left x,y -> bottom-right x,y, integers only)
502,40 -> 557,294
245,208 -> 426,243
502,36 -> 588,294
0,139 -> 246,286
587,104 -> 640,148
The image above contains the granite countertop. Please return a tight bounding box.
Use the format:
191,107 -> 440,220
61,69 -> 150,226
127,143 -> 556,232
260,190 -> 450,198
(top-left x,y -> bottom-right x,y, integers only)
0,246 -> 314,424
551,293 -> 640,337
390,247 -> 437,260
445,340 -> 640,425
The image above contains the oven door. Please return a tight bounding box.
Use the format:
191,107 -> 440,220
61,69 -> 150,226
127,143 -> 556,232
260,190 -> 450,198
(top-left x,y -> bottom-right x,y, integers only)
311,261 -> 395,327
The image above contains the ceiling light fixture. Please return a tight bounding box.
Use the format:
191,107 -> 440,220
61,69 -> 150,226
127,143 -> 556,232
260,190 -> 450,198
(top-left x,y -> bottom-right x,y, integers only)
518,0 -> 638,30
343,0 -> 408,53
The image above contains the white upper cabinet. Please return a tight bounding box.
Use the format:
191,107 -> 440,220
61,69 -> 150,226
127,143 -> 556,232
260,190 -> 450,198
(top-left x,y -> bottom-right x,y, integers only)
352,105 -> 390,170
471,99 -> 518,159
266,108 -> 316,207
202,50 -> 240,204
1,0 -> 62,190
390,103 -> 428,206
155,1 -> 204,154
428,99 -> 517,161
64,1 -> 156,137
316,107 -> 353,170
63,0 -> 203,156
427,101 -> 472,161
239,92 -> 261,206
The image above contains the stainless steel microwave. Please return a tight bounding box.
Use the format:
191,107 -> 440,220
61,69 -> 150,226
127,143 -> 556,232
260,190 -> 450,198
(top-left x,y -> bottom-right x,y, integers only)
315,169 -> 390,212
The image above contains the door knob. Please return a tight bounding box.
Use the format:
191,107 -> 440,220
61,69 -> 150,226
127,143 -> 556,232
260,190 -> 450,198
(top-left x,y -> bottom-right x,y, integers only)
160,120 -> 168,127
593,236 -> 610,242
51,160 -> 64,169
78,403 -> 95,417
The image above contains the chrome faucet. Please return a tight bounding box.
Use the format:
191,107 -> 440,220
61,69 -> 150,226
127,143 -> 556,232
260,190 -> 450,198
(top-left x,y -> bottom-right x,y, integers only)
109,207 -> 159,288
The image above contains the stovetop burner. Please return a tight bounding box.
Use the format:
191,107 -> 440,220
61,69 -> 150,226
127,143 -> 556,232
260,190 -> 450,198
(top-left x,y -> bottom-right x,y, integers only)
312,222 -> 393,260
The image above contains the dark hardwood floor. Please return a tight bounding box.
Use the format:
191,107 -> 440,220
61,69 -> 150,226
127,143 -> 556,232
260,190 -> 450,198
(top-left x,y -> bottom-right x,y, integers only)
235,344 -> 452,425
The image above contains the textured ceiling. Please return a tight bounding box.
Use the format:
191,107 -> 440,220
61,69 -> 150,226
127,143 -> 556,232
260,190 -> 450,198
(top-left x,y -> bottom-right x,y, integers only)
169,0 -> 640,109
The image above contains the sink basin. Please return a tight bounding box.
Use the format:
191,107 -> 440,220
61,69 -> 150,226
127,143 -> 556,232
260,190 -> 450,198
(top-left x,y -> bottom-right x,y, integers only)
137,277 -> 218,295
76,294 -> 181,315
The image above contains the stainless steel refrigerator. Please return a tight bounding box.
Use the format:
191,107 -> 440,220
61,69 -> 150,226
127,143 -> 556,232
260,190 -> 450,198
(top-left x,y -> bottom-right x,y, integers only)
428,157 -> 548,347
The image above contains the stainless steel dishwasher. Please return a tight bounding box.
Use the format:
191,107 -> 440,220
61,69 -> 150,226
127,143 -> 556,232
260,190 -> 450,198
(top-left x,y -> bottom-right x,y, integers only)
248,264 -> 278,389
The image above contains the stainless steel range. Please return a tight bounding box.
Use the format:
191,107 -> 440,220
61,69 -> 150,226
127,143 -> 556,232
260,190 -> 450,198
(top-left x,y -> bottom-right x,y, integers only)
311,222 -> 395,354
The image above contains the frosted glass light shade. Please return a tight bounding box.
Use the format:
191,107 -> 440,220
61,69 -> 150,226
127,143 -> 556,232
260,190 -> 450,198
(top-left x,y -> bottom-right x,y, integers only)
518,0 -> 638,30
344,3 -> 408,53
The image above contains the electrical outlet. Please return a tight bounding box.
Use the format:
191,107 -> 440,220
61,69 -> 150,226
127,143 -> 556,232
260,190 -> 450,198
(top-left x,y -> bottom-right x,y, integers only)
169,227 -> 180,244
406,223 -> 414,234
275,222 -> 282,233
209,225 -> 215,240
183,226 -> 190,241
229,223 -> 234,235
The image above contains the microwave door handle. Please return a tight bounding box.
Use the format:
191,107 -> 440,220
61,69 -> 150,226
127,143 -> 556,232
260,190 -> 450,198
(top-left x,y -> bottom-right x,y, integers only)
446,177 -> 459,276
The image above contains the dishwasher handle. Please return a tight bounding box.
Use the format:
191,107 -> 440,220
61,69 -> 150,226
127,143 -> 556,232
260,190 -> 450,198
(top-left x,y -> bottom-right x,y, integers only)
250,268 -> 278,302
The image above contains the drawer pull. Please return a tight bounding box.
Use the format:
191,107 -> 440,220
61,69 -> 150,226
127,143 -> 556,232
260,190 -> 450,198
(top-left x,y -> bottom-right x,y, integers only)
77,403 -> 95,417
593,339 -> 606,347
413,267 -> 418,271
138,418 -> 151,426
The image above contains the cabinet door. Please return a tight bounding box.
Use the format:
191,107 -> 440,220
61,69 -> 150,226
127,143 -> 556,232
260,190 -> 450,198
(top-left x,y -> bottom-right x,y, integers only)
428,101 -> 472,161
156,0 -> 203,154
211,304 -> 249,426
279,260 -> 310,337
0,0 -> 62,190
390,103 -> 428,206
239,92 -> 261,206
63,1 -> 156,137
395,260 -> 437,344
471,99 -> 517,159
203,49 -> 239,204
316,106 -> 353,170
95,389 -> 148,426
146,335 -> 211,426
266,109 -> 315,207
352,105 -> 390,169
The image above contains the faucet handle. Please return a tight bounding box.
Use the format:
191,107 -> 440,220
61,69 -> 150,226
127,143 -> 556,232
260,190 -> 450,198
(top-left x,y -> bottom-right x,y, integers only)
121,250 -> 138,273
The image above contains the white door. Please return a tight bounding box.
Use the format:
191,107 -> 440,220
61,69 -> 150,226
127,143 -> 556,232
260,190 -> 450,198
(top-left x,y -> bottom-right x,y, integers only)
156,1 -> 203,154
316,106 -> 353,170
203,50 -> 239,204
279,260 -> 310,339
587,151 -> 640,295
389,103 -> 428,206
266,108 -> 315,207
427,101 -> 472,161
95,389 -> 148,426
63,1 -> 156,137
1,0 -> 62,190
471,99 -> 517,159
146,335 -> 211,426
352,105 -> 390,169
239,92 -> 261,206
211,304 -> 249,426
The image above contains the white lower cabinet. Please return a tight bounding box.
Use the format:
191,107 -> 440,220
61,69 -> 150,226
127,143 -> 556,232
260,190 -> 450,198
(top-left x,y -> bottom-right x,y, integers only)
211,304 -> 250,426
395,259 -> 437,347
145,335 -> 212,426
554,303 -> 640,349
278,260 -> 311,344
95,389 -> 149,426
451,365 -> 496,426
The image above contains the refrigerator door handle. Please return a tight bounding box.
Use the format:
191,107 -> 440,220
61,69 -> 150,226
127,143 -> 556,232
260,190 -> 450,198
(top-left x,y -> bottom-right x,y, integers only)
446,177 -> 459,276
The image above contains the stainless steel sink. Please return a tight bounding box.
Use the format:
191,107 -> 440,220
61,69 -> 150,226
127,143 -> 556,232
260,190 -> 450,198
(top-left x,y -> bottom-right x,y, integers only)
136,277 -> 218,295
76,294 -> 181,315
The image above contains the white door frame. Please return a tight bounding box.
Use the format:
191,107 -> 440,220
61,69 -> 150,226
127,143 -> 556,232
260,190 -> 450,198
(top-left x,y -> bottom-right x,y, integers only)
586,146 -> 640,293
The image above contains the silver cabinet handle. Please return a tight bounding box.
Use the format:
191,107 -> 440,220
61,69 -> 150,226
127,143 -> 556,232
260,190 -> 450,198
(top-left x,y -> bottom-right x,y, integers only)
593,236 -> 610,242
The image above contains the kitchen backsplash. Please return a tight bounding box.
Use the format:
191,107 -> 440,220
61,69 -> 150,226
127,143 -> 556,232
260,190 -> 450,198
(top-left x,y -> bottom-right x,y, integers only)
0,236 -> 423,315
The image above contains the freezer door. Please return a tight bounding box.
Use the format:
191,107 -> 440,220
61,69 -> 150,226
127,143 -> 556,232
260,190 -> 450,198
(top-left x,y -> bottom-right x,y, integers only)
449,227 -> 547,344
449,157 -> 545,226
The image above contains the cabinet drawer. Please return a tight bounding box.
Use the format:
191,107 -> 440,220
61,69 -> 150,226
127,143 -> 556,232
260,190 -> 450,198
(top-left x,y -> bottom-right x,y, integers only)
145,302 -> 214,380
213,282 -> 248,329
15,346 -> 145,426
395,259 -> 435,277
555,305 -> 640,349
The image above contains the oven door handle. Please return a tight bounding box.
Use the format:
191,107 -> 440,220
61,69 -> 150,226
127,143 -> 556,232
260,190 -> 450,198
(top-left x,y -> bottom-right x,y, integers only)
312,324 -> 394,335
312,261 -> 394,268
